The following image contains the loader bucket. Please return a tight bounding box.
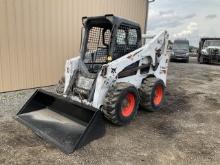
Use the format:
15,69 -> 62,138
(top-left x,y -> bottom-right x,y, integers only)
16,89 -> 105,154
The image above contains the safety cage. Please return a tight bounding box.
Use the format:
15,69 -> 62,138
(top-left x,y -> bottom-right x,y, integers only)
81,15 -> 142,73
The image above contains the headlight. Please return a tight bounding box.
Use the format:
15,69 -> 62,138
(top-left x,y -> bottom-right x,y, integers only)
201,50 -> 208,55
171,52 -> 174,56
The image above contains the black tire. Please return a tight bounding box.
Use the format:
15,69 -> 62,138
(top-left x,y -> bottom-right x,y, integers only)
198,56 -> 203,64
206,59 -> 211,64
103,82 -> 140,126
139,77 -> 165,111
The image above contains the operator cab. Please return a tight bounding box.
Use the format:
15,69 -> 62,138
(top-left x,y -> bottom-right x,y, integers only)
81,15 -> 142,73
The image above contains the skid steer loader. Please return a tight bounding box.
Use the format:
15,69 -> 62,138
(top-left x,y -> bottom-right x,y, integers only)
16,15 -> 169,154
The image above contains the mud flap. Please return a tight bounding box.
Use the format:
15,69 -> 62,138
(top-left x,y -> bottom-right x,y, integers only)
16,89 -> 105,154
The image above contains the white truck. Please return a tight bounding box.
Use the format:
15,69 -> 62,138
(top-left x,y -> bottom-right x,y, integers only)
198,38 -> 220,64
170,39 -> 190,63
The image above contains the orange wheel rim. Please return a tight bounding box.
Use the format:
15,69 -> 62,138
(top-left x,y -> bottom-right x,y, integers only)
121,93 -> 135,117
153,85 -> 163,106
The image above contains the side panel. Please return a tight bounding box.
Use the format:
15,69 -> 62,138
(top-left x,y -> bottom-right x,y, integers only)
92,31 -> 169,108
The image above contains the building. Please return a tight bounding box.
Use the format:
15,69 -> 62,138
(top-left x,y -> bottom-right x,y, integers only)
0,0 -> 148,92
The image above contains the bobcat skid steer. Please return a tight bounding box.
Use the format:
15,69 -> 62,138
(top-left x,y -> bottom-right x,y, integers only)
16,15 -> 169,154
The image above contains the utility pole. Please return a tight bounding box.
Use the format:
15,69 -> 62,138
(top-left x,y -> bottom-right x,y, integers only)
144,0 -> 155,34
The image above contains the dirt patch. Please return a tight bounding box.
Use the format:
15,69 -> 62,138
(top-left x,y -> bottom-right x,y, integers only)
213,114 -> 220,124
176,138 -> 217,161
193,113 -> 210,124
5,134 -> 43,148
204,96 -> 220,107
162,88 -> 191,114
153,120 -> 178,138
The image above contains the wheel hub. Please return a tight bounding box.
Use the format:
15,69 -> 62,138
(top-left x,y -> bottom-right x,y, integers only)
153,85 -> 163,106
121,93 -> 135,117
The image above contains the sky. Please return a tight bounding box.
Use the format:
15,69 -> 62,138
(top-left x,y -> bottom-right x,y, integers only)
147,0 -> 220,46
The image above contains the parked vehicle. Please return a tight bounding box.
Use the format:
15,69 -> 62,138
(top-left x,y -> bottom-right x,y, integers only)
16,15 -> 169,154
198,38 -> 220,64
170,39 -> 190,63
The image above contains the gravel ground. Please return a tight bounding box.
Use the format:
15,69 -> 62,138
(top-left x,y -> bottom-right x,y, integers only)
0,57 -> 220,165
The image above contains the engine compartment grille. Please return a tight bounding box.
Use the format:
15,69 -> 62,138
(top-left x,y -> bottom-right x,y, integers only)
209,48 -> 220,55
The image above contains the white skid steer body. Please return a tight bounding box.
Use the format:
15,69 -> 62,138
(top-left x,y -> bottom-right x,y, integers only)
64,31 -> 169,109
